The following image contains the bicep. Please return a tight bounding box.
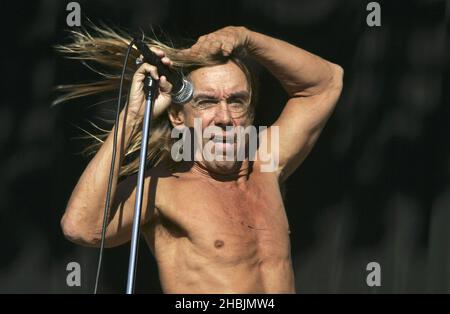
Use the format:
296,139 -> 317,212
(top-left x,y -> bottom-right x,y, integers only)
104,171 -> 156,247
262,67 -> 343,181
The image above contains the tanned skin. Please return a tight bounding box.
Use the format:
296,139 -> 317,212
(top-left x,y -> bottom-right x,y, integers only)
61,26 -> 343,293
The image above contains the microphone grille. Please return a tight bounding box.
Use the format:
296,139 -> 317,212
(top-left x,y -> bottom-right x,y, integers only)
171,79 -> 194,104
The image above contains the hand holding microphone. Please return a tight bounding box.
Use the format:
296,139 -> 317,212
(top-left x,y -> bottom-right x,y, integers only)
126,41 -> 193,122
127,47 -> 173,121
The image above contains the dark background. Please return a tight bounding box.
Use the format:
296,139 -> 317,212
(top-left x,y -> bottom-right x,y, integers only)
0,0 -> 448,293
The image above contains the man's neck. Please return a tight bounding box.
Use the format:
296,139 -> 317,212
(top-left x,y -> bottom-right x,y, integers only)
189,160 -> 252,184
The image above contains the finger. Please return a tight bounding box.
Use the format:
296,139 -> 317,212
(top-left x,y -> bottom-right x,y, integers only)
190,42 -> 214,55
134,63 -> 159,81
221,43 -> 234,56
210,41 -> 222,54
150,47 -> 165,57
159,76 -> 173,94
161,56 -> 172,66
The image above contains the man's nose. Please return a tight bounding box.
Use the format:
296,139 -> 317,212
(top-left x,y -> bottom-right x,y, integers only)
214,102 -> 233,127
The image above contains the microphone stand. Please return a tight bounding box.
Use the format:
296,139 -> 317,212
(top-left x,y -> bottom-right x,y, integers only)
126,74 -> 158,294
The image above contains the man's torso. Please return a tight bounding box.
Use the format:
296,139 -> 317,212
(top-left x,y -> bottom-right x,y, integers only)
142,163 -> 295,293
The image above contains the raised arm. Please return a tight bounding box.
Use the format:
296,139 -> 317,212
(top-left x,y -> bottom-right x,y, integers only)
246,29 -> 343,181
180,26 -> 343,181
61,50 -> 173,247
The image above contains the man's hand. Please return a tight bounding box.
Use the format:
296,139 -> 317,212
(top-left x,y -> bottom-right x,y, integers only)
179,26 -> 250,58
126,47 -> 174,121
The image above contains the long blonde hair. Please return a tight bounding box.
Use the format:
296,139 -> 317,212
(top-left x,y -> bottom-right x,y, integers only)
54,25 -> 257,178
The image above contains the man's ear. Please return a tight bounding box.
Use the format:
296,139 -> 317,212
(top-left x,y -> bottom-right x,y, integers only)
168,104 -> 185,127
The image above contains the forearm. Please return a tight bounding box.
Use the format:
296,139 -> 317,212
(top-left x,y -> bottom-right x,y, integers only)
61,109 -> 137,245
245,29 -> 341,97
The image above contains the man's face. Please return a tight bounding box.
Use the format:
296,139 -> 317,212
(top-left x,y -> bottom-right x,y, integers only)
171,60 -> 252,174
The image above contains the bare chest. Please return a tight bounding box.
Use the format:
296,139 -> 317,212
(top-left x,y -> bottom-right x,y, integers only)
152,173 -> 291,263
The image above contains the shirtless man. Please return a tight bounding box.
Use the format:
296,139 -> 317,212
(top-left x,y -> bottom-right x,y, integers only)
61,26 -> 343,293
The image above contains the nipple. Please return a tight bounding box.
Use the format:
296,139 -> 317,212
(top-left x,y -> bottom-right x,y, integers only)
214,240 -> 225,248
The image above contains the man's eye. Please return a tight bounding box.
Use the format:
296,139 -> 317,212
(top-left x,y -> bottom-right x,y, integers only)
199,100 -> 214,105
229,101 -> 246,108
228,102 -> 248,113
193,100 -> 216,109
228,98 -> 247,105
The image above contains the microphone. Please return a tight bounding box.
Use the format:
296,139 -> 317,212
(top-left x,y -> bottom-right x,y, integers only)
133,39 -> 193,104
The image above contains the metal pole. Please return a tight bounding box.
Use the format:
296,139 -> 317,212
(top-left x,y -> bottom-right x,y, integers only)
126,75 -> 158,294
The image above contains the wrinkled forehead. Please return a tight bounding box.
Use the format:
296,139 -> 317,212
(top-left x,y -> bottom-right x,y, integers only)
188,61 -> 249,97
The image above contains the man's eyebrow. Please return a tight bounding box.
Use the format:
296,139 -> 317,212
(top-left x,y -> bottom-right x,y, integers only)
193,91 -> 250,101
193,93 -> 219,101
227,91 -> 250,100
